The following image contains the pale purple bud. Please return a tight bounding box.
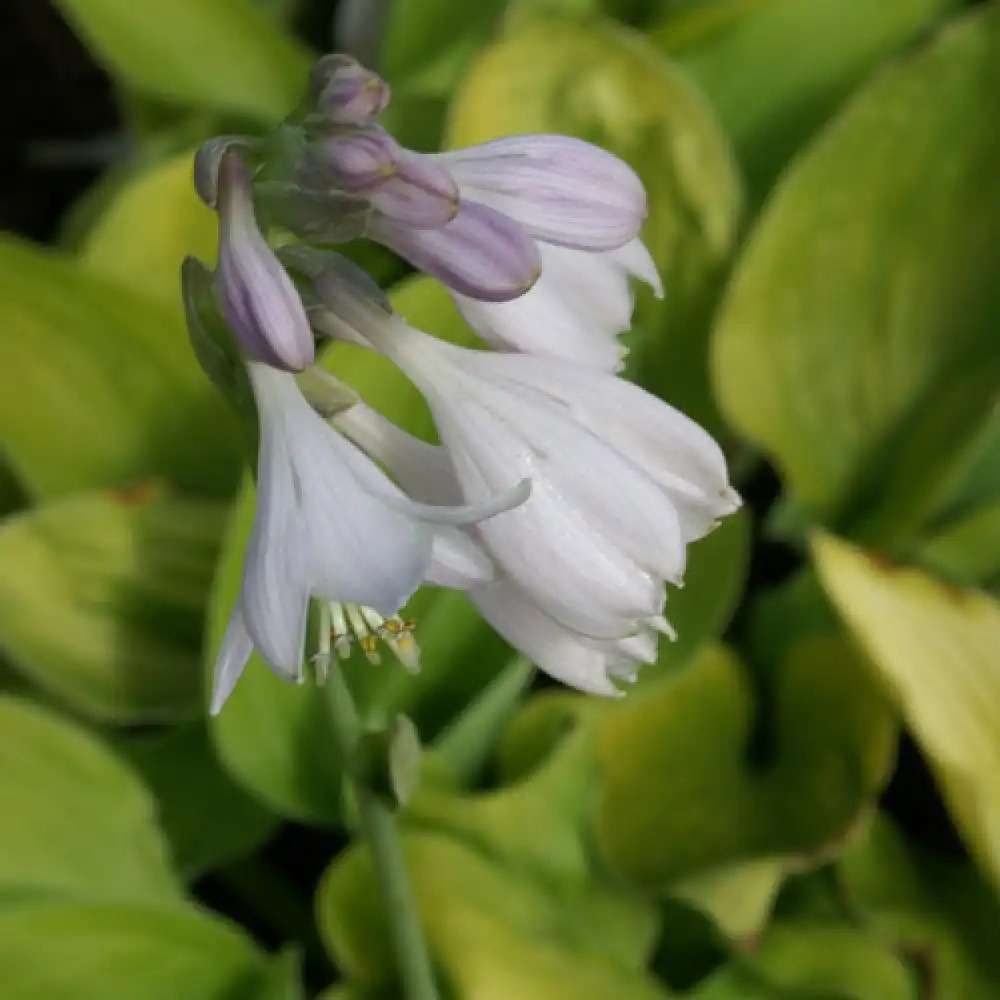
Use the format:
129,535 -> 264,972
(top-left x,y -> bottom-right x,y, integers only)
432,135 -> 647,251
297,125 -> 402,193
369,200 -> 541,302
311,53 -> 391,125
194,135 -> 253,209
367,150 -> 459,229
216,152 -> 315,371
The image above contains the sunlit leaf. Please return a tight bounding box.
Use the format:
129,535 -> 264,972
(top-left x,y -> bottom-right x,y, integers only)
82,150 -> 217,308
0,696 -> 181,905
52,0 -> 311,121
651,0 -> 957,203
713,5 -> 1000,544
318,830 -> 665,999
0,236 -> 239,498
814,532 -> 1000,888
0,901 -> 277,1000
0,487 -> 226,724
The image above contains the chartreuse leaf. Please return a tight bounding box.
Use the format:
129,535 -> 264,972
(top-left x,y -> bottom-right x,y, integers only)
447,14 -> 743,430
840,816 -> 1000,999
814,532 -> 1000,889
691,922 -> 916,1000
594,640 -> 895,888
0,901 -> 280,1000
114,722 -> 278,880
318,831 -> 666,1000
0,487 -> 226,724
0,236 -> 239,498
0,696 -> 180,905
52,0 -> 311,122
651,0 -> 957,203
713,4 -> 1000,545
81,150 -> 217,308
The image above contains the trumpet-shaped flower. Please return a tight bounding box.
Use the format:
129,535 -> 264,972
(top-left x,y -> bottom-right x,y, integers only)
332,317 -> 739,686
211,362 -> 525,713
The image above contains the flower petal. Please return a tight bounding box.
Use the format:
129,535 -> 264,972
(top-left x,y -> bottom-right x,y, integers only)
433,135 -> 646,251
471,581 -> 623,696
210,599 -> 254,715
242,365 -> 312,677
368,200 -> 540,302
426,528 -> 495,588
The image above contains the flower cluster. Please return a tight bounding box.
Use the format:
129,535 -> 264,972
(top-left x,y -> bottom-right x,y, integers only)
186,53 -> 740,714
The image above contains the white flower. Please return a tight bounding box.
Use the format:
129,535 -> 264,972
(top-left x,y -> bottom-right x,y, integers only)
211,362 -> 525,713
430,135 -> 661,371
334,325 -> 740,692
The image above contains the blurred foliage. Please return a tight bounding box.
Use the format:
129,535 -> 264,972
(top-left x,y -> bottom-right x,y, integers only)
1,0 -> 999,998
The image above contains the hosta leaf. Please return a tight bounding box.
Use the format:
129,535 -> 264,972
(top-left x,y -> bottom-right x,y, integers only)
115,722 -> 278,879
0,487 -> 226,724
0,236 -> 239,498
52,0 -> 311,121
713,5 -> 1000,544
0,696 -> 180,906
82,150 -> 217,308
0,901 -> 277,1000
652,0 -> 957,203
814,532 -> 1000,888
594,639 -> 895,887
841,816 -> 1000,999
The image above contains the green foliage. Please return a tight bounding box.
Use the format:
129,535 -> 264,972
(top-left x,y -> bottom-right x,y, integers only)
815,532 -> 1000,889
0,696 -> 181,905
713,3 -> 1000,545
2,0 -> 999,997
651,0 -> 958,204
0,237 -> 240,499
51,0 -> 311,121
0,488 -> 226,723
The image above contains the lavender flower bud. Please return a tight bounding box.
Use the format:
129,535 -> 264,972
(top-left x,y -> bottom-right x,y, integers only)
368,150 -> 459,229
369,200 -> 541,302
216,152 -> 315,371
311,53 -> 391,125
194,135 -> 254,209
297,125 -> 402,193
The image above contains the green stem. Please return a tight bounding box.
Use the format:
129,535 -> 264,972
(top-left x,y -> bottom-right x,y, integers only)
322,662 -> 440,1000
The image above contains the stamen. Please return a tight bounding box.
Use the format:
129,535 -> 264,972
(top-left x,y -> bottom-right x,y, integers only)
324,601 -> 421,672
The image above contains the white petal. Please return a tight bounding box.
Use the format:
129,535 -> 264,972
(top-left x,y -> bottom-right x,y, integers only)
334,402 -> 463,503
210,599 -> 254,715
471,580 -> 623,696
460,351 -> 740,542
433,136 -> 646,251
426,528 -> 495,588
292,402 -> 434,616
242,365 -> 312,678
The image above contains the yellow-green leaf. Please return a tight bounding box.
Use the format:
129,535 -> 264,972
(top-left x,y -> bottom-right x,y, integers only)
814,532 -> 1000,889
52,0 -> 311,121
0,487 -> 226,724
0,236 -> 239,498
713,5 -> 1000,543
0,696 -> 181,905
82,151 -> 217,308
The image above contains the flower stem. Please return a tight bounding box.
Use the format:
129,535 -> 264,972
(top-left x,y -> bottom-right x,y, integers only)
322,662 -> 440,1000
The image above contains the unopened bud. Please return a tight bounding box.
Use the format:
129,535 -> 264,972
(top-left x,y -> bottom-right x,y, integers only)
298,126 -> 401,193
368,151 -> 459,230
311,53 -> 391,125
216,152 -> 315,371
369,200 -> 541,302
